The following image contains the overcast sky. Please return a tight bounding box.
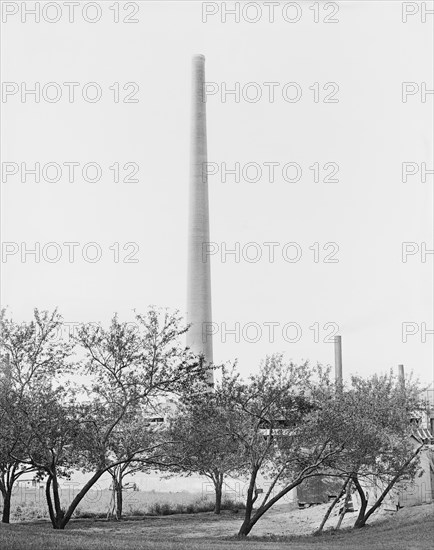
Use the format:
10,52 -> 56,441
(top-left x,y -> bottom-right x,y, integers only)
1,1 -> 433,389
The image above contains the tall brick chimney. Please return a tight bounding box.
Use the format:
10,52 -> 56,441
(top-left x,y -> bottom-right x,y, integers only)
186,55 -> 213,385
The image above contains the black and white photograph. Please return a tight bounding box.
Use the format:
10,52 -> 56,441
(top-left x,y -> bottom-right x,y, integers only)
0,1 -> 433,548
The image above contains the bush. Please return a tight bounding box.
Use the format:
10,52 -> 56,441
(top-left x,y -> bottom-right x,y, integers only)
73,510 -> 106,519
148,502 -> 177,515
127,505 -> 147,516
222,498 -> 246,512
146,497 -> 246,516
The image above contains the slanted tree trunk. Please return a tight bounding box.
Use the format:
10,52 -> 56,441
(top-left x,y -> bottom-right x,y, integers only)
335,478 -> 352,530
314,476 -> 350,535
352,446 -> 422,529
44,465 -> 107,529
239,476 -> 312,536
352,474 -> 368,529
45,456 -> 142,529
238,466 -> 259,536
46,476 -> 56,526
238,460 -> 333,537
57,468 -> 108,529
46,471 -> 65,529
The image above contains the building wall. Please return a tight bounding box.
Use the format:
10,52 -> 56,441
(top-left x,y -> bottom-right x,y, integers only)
353,445 -> 434,510
397,447 -> 434,507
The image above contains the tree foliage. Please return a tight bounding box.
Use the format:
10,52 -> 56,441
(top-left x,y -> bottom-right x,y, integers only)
318,373 -> 425,530
0,307 -> 428,537
162,370 -> 245,513
218,355 -> 343,537
0,308 -> 70,523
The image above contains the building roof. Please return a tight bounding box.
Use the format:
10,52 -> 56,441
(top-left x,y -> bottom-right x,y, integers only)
412,426 -> 434,444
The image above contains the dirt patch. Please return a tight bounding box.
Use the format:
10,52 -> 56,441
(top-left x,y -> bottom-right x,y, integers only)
172,501 -> 434,539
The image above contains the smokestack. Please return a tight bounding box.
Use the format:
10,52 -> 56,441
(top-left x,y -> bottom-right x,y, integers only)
398,364 -> 405,387
187,54 -> 213,385
334,335 -> 343,387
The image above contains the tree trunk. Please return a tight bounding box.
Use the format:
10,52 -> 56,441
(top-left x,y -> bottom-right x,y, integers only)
2,490 -> 12,523
352,474 -> 368,529
237,468 -> 259,537
57,468 -> 107,529
352,446 -> 423,529
1,463 -> 23,523
239,470 -> 321,537
52,472 -> 64,523
354,474 -> 400,529
214,476 -> 222,515
314,476 -> 349,535
46,476 -> 57,528
45,473 -> 65,529
335,478 -> 352,530
1,464 -> 35,524
115,480 -> 123,520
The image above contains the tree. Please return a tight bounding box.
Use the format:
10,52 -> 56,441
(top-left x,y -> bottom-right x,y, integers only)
13,383 -> 88,528
206,355 -> 344,537
162,374 -> 244,514
0,369 -> 34,524
314,372 -> 425,532
105,409 -> 163,520
19,307 -> 211,529
341,374 -> 423,529
314,476 -> 351,535
0,308 -> 70,523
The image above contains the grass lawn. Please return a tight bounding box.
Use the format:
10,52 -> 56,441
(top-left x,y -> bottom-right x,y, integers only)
1,506 -> 433,550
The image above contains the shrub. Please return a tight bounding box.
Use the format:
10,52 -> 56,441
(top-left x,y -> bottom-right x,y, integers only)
222,498 -> 246,512
147,499 -> 207,516
127,506 -> 147,516
73,510 -> 106,519
146,497 -> 245,516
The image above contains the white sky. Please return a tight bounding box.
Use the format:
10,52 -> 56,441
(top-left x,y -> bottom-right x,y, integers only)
1,1 -> 433,389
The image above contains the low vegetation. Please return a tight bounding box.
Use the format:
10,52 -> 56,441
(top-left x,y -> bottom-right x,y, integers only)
1,307 -> 431,542
1,489 -> 239,522
146,497 -> 245,516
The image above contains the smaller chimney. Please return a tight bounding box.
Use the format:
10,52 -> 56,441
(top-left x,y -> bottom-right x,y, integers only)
398,364 -> 405,387
334,335 -> 343,387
